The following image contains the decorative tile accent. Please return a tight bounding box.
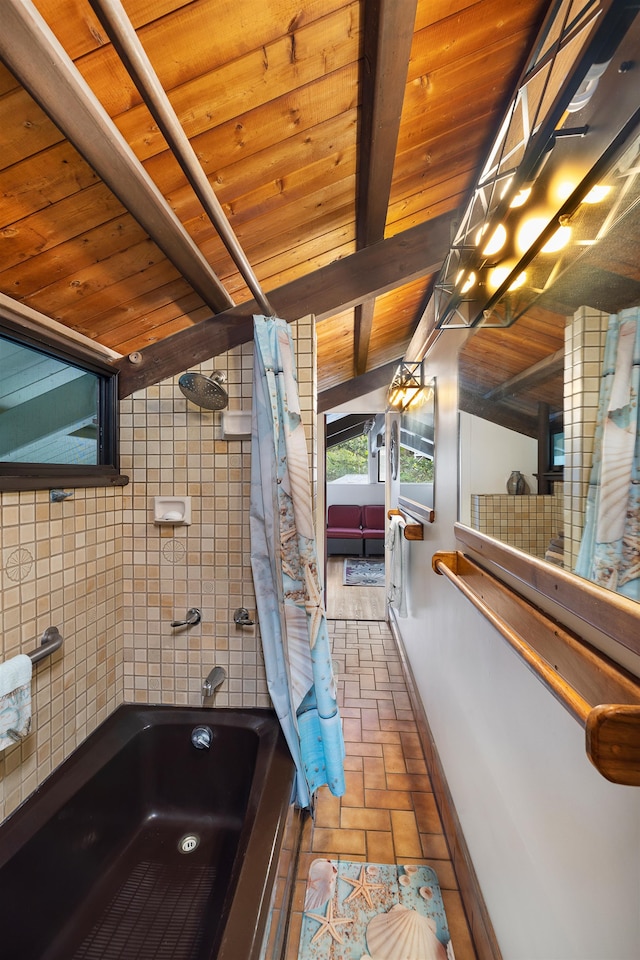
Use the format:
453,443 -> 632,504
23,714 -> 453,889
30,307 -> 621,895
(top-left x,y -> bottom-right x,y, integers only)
4,547 -> 34,582
161,539 -> 186,564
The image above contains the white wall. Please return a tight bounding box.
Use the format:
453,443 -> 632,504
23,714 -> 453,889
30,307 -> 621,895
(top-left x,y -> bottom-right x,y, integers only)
326,481 -> 384,509
396,332 -> 640,960
459,412 -> 538,524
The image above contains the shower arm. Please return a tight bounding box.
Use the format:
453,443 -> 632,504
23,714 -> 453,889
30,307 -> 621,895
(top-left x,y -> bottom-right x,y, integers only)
88,0 -> 276,319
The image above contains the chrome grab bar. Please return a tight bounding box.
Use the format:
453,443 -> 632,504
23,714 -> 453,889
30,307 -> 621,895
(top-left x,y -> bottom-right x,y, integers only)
4,628 -> 63,743
28,626 -> 63,664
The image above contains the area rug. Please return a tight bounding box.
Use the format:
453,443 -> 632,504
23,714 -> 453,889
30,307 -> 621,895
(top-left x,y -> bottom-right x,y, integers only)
343,558 -> 385,587
299,860 -> 454,959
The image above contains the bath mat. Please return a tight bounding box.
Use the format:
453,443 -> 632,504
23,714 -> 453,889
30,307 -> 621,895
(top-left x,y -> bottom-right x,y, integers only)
343,558 -> 385,587
299,860 -> 454,959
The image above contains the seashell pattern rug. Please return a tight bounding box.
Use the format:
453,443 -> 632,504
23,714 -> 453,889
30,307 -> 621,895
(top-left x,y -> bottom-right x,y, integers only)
299,860 -> 454,960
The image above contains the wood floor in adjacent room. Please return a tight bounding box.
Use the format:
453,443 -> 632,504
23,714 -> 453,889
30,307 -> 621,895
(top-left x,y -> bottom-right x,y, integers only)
325,556 -> 386,621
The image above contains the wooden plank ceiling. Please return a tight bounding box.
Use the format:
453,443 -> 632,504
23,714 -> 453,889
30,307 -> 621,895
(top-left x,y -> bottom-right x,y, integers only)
0,0 -> 550,408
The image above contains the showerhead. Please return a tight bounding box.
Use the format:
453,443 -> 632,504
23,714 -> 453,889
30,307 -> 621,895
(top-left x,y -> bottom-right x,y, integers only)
178,371 -> 228,411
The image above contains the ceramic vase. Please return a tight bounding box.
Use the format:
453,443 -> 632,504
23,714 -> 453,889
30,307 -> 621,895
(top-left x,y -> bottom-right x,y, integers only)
507,470 -> 525,495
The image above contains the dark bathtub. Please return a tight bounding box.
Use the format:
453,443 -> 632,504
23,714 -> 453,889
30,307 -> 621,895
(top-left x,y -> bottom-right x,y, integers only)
0,705 -> 298,960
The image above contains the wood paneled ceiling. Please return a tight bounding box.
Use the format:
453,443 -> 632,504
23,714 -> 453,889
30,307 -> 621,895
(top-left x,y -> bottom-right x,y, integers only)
0,0 -> 550,407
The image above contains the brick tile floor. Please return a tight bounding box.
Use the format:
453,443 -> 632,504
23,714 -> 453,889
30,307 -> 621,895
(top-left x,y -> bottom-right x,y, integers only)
285,619 -> 478,960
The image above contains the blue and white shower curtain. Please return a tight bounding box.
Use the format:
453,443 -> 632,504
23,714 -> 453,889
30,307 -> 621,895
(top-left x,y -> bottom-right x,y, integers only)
250,315 -> 345,807
575,307 -> 640,599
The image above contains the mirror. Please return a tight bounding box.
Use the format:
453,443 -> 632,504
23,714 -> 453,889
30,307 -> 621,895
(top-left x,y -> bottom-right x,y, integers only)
458,94 -> 640,599
398,380 -> 435,520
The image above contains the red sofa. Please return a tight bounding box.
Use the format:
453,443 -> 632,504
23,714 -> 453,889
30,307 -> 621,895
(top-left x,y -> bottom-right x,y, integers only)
326,504 -> 363,556
362,504 -> 385,556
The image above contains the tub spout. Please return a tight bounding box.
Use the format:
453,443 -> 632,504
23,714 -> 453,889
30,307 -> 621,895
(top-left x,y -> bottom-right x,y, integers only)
202,665 -> 226,707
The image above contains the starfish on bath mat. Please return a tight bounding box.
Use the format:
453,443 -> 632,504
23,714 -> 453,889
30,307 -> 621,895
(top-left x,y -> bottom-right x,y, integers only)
342,865 -> 385,909
306,896 -> 355,945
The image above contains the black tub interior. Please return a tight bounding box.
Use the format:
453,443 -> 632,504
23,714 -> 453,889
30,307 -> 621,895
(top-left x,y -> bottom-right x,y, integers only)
0,705 -> 295,960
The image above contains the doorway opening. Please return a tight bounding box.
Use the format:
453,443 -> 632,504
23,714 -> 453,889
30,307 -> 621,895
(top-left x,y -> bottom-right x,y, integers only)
324,413 -> 386,620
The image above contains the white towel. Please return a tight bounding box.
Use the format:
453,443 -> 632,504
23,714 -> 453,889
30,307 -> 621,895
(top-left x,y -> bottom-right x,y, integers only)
0,654 -> 33,750
386,514 -> 408,617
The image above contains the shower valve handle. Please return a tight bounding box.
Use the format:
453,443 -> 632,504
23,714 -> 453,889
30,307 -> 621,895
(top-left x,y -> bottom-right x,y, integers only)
171,607 -> 202,628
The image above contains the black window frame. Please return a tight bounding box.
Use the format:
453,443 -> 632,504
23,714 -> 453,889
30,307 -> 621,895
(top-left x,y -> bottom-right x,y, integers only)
0,321 -> 128,492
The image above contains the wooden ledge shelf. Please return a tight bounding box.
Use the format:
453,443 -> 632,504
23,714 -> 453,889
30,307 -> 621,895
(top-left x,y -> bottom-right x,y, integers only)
388,507 -> 424,540
432,550 -> 640,787
398,495 -> 434,525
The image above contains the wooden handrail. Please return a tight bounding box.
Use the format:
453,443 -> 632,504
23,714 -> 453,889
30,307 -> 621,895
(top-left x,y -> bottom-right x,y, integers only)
388,507 -> 424,540
433,550 -> 640,786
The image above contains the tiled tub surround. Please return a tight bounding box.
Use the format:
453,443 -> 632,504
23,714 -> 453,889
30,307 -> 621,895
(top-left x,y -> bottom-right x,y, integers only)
0,318 -> 315,821
0,487 -> 124,821
119,317 -> 316,709
563,307 -> 608,572
469,491 -> 563,559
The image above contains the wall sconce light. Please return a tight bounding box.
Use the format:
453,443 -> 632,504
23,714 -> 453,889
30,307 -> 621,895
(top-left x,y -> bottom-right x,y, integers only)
387,361 -> 433,412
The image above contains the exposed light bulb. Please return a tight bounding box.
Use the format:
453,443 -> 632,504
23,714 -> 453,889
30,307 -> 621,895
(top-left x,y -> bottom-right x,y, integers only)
516,217 -> 546,253
583,184 -> 611,204
476,222 -> 507,256
541,225 -> 571,252
487,267 -> 527,292
455,269 -> 476,293
510,186 -> 531,208
556,180 -> 577,202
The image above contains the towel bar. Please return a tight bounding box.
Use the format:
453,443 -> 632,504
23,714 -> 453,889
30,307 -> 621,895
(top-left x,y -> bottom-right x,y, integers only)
432,550 -> 640,786
388,508 -> 424,540
27,626 -> 63,664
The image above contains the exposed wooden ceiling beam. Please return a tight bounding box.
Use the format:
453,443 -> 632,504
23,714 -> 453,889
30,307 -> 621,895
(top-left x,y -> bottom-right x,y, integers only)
318,360 -> 398,413
354,300 -> 376,376
484,349 -> 564,402
358,0 -> 418,247
459,387 -> 538,437
117,214 -> 451,397
88,0 -> 274,318
326,413 -> 374,447
354,0 -> 418,375
0,0 -> 233,315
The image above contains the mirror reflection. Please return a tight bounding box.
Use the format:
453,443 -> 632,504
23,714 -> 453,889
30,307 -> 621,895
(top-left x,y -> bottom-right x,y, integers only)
459,115 -> 640,601
399,384 -> 435,514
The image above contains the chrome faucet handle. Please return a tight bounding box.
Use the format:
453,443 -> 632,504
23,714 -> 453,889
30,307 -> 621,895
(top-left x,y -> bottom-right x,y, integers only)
171,607 -> 202,628
233,607 -> 255,626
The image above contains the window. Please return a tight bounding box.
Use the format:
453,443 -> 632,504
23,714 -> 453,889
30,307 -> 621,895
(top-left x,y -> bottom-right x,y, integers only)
0,327 -> 127,491
326,434 -> 370,483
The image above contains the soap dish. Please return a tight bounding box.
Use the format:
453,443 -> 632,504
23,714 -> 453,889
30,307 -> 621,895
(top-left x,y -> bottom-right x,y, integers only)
153,496 -> 191,525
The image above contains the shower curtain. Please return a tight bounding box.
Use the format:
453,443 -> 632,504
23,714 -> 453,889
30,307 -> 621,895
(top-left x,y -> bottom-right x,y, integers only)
575,306 -> 640,599
249,315 -> 345,807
